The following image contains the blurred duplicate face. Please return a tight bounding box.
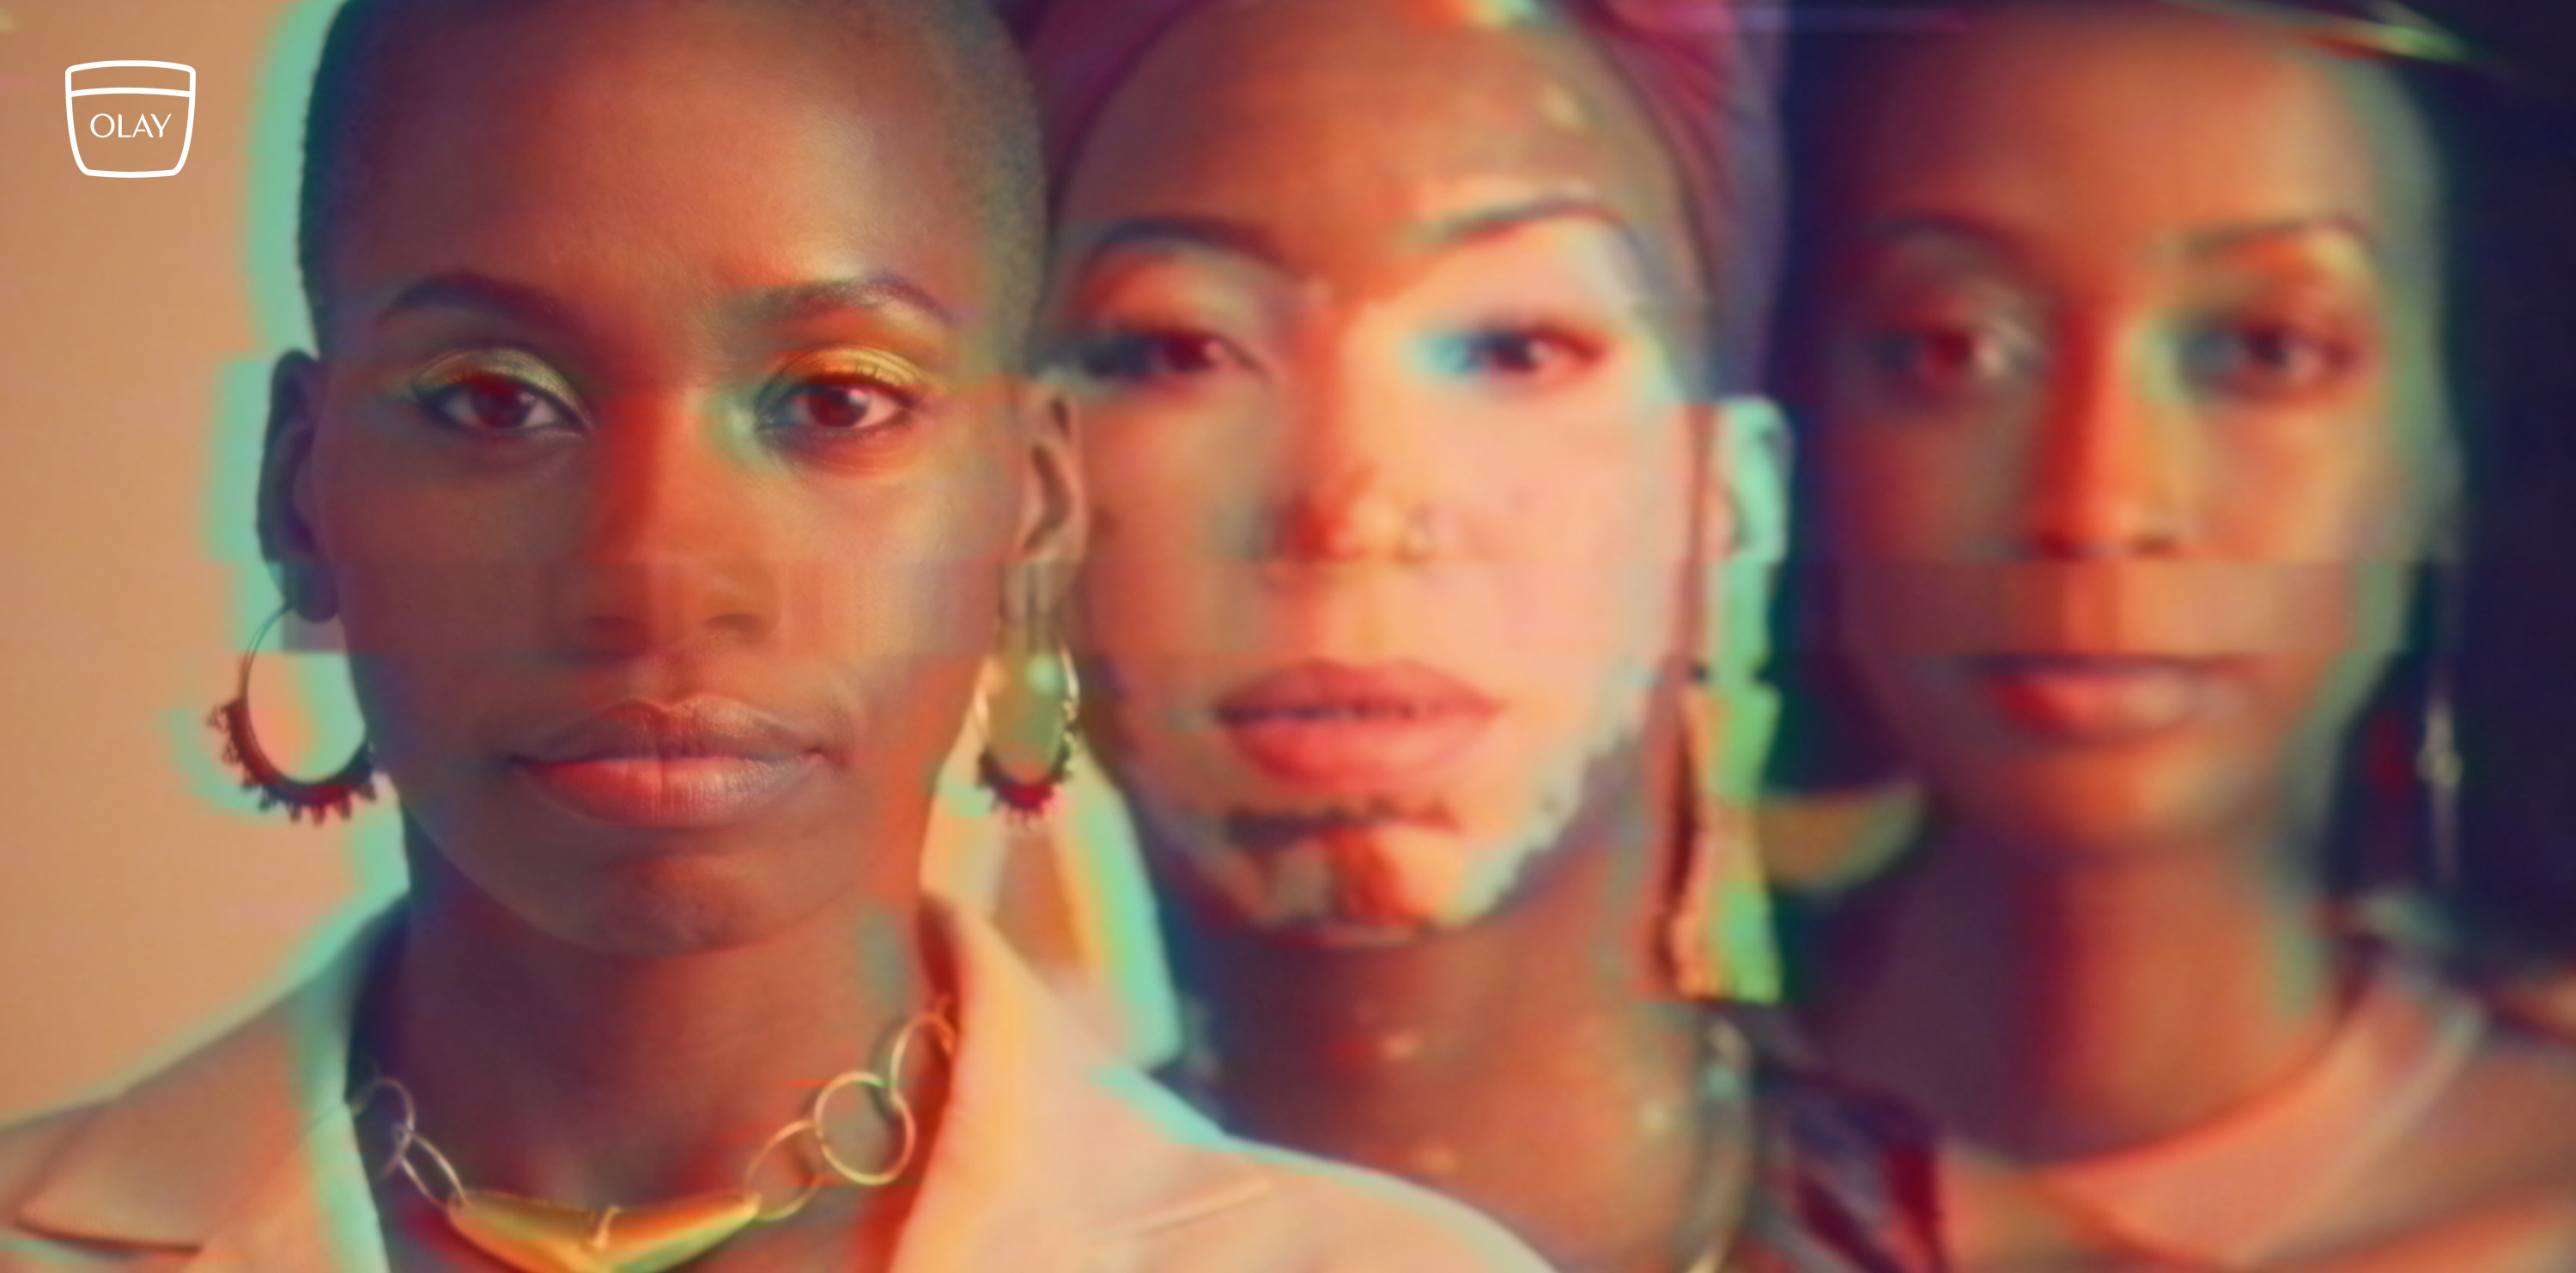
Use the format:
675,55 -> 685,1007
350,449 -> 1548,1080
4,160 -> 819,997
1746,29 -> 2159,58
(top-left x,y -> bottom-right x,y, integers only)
1801,1 -> 2452,856
1048,0 -> 1726,944
274,0 -> 1054,955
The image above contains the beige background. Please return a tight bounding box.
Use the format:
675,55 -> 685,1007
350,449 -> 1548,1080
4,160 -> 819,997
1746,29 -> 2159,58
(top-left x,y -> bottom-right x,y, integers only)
0,0 -> 405,1123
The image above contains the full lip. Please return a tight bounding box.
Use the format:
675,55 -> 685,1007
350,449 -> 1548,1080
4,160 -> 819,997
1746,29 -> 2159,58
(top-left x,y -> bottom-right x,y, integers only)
1963,654 -> 2224,744
511,697 -> 824,830
1212,661 -> 1501,791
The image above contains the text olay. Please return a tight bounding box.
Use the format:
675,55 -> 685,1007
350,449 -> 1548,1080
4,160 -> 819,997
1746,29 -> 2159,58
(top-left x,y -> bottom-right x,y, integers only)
87,113 -> 171,138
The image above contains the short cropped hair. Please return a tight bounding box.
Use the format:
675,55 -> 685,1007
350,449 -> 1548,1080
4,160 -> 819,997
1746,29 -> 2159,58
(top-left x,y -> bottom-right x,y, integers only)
295,0 -> 1044,344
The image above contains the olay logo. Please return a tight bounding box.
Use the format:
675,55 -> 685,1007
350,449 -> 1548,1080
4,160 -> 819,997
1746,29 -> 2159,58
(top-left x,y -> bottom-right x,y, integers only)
65,61 -> 195,178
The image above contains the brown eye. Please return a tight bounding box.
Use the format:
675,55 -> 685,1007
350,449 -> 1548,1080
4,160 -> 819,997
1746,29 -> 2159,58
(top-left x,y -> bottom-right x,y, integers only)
1439,326 -> 1603,387
757,350 -> 935,444
768,378 -> 909,434
419,375 -> 574,433
1862,322 -> 2032,403
2187,321 -> 2359,401
409,349 -> 583,436
1075,330 -> 1240,385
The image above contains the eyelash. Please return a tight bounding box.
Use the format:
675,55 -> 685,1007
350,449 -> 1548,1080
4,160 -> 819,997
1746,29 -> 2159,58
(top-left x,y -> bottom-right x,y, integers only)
1435,322 -> 1607,384
1066,320 -> 1611,391
1849,314 -> 2367,408
2184,319 -> 2366,402
404,348 -> 938,443
409,349 -> 582,436
757,349 -> 938,442
1070,327 -> 1245,387
1856,319 -> 2040,403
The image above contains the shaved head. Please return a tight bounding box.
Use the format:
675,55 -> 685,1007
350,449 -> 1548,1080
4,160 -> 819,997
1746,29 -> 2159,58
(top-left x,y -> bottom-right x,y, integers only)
297,0 -> 1042,346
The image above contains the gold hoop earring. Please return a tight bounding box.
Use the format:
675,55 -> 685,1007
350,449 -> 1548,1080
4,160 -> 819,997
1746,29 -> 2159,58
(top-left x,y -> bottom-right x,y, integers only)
207,606 -> 376,823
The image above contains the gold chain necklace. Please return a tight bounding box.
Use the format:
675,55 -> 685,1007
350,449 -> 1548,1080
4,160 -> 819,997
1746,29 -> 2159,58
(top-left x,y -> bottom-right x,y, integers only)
349,1004 -> 957,1273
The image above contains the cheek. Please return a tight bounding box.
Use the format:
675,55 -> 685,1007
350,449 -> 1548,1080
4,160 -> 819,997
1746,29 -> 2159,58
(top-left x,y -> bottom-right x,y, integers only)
826,467 -> 1020,664
2204,419 -> 2415,559
1454,405 -> 1695,728
1066,428 -> 1253,798
309,421 -> 554,690
1814,422 -> 2017,559
2200,415 -> 2421,664
1072,413 -> 1254,660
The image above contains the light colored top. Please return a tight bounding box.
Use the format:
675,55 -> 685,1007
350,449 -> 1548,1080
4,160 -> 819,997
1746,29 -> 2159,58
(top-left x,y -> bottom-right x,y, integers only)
0,902 -> 1551,1273
2016,953 -> 2481,1267
1938,949 -> 2576,1271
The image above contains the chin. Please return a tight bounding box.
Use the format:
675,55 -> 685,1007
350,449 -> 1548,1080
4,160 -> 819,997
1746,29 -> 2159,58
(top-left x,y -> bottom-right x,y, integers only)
520,850 -> 844,958
1144,788 -> 1570,947
1945,749 -> 2253,860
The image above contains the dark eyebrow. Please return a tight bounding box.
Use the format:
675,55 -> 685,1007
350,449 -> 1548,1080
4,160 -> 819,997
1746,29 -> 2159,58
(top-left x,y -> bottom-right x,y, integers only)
739,274 -> 957,332
1077,200 -> 1658,279
374,271 -> 959,337
376,271 -> 586,332
2182,215 -> 2380,262
1075,216 -> 1292,275
1419,196 -> 1668,282
1420,196 -> 1636,250
1858,213 -> 2025,260
1862,211 -> 2382,269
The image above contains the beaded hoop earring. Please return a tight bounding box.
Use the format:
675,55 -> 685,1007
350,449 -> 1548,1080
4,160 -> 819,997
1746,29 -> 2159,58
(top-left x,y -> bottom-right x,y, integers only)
207,606 -> 376,823
974,568 -> 1080,819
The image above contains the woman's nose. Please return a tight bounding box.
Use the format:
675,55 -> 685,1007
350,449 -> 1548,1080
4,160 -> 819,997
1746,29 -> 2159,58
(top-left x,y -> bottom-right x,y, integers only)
545,398 -> 783,659
1259,346 -> 1450,564
2018,333 -> 2196,559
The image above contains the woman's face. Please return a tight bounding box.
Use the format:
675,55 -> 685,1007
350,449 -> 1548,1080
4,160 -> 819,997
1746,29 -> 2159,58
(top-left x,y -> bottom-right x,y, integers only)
267,3 -> 1065,955
1048,0 -> 1730,943
1803,2 -> 2451,855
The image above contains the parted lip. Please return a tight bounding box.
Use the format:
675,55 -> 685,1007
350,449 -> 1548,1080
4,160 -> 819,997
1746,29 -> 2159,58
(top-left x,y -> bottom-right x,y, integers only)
515,697 -> 817,764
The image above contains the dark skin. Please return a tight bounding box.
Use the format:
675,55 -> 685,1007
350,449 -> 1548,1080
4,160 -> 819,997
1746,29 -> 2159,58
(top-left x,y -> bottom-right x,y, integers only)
1796,0 -> 2445,1164
1790,4 -> 2576,1267
257,3 -> 1077,1268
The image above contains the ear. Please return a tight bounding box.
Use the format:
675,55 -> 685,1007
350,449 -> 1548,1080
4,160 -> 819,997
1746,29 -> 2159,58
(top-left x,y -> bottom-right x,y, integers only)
1010,371 -> 1088,624
259,352 -> 338,623
1704,395 -> 1791,567
1698,396 -> 1793,685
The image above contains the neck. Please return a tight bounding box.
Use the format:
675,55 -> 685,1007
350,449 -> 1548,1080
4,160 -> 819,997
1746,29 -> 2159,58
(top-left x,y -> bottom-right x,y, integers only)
366,826 -> 935,1209
1155,734 -> 1741,1272
1805,810 -> 2350,1161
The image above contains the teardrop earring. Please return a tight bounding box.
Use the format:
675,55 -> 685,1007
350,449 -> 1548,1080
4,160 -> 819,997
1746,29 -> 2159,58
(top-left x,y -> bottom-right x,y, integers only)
974,567 -> 1080,819
1664,670 -> 1783,1002
2418,565 -> 2464,893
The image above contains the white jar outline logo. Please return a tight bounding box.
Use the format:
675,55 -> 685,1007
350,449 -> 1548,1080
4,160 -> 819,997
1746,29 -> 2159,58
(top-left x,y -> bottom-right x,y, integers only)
64,60 -> 196,178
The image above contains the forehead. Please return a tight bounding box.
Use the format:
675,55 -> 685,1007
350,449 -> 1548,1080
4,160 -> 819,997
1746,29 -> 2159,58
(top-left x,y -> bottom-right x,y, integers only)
1056,0 -> 1685,277
1827,3 -> 2426,271
327,1 -> 1000,336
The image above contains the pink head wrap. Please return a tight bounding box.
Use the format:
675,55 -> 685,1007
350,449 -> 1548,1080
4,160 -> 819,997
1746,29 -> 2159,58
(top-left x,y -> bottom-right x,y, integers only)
1024,0 -> 1786,392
